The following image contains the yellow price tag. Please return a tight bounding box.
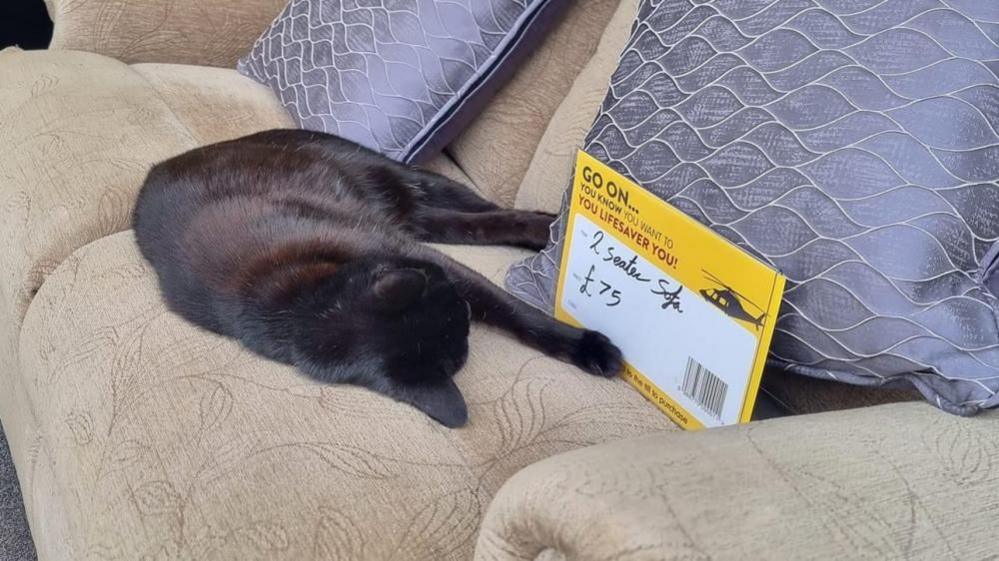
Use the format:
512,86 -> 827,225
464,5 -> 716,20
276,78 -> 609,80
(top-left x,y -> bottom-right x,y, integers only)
555,151 -> 785,429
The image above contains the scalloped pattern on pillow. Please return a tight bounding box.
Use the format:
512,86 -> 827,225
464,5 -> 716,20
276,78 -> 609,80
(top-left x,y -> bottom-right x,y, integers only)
507,0 -> 999,415
237,0 -> 568,163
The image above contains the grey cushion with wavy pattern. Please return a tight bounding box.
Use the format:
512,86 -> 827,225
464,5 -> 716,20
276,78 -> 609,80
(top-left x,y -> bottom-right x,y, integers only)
507,0 -> 999,415
238,0 -> 567,163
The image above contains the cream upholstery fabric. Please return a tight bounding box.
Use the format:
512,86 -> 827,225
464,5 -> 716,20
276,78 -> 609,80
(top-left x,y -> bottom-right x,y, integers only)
514,0 -> 638,213
0,50 -> 194,496
476,402 -> 999,561
131,64 -> 294,143
0,52 -> 301,554
1,45 -> 673,560
446,0 -> 622,208
0,49 -> 194,329
43,0 -> 288,67
18,232 -> 672,560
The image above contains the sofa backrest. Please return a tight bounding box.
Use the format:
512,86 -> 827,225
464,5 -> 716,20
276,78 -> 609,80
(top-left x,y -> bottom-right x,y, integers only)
44,0 -> 288,68
514,0 -> 638,213
43,0 -> 636,210
446,0 -> 637,208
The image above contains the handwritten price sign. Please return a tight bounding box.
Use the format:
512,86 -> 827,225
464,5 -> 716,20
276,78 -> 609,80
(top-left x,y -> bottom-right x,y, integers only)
555,151 -> 785,429
576,231 -> 683,313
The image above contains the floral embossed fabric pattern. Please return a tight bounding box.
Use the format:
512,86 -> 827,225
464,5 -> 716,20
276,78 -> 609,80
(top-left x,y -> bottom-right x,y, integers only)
237,0 -> 569,163
43,0 -> 289,67
506,0 -> 999,414
1,48 -> 675,560
18,234 -> 671,560
475,403 -> 999,561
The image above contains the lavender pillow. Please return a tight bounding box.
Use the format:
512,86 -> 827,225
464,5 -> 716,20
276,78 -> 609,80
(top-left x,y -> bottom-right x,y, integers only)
238,0 -> 568,163
507,0 -> 999,415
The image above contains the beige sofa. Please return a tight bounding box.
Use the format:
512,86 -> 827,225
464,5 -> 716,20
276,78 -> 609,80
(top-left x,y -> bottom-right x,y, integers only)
1,0 -> 996,559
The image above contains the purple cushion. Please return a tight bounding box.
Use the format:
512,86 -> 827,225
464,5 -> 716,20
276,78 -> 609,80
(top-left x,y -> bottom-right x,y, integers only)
506,0 -> 999,416
238,0 -> 569,163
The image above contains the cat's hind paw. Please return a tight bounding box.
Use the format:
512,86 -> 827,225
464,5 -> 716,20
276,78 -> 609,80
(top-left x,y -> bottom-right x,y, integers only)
571,330 -> 623,378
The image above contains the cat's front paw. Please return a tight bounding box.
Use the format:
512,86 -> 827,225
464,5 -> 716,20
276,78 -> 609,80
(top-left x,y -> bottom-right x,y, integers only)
571,330 -> 623,378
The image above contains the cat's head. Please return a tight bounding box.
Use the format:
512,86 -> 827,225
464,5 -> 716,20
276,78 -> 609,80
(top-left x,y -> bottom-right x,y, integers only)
293,257 -> 471,427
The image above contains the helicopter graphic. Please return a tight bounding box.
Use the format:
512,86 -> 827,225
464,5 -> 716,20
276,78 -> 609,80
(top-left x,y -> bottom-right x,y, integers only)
699,270 -> 767,330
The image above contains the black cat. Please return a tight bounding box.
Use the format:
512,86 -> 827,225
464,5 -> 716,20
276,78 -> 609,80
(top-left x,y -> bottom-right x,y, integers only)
133,129 -> 622,427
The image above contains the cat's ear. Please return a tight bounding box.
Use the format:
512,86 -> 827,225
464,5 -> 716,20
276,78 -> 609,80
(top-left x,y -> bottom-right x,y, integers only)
371,269 -> 427,312
383,378 -> 468,428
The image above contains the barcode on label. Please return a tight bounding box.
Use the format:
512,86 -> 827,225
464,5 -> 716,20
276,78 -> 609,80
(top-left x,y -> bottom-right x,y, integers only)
681,357 -> 728,419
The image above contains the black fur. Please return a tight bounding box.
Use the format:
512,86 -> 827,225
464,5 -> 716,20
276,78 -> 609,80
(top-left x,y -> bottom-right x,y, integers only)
133,129 -> 622,427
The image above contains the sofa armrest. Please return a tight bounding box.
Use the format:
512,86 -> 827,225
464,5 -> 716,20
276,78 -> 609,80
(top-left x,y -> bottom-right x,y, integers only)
44,0 -> 286,67
476,401 -> 999,561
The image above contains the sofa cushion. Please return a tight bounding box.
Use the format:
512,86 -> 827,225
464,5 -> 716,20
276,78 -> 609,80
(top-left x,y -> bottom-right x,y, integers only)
446,0 -> 626,208
17,232 -> 672,560
44,0 -> 288,67
507,0 -> 999,415
0,48 -> 198,332
132,63 -> 296,144
514,0 -> 638,213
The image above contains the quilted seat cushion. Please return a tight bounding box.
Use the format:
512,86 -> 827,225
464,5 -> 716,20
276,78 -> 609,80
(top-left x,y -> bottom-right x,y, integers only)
507,0 -> 999,414
17,232 -> 671,560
